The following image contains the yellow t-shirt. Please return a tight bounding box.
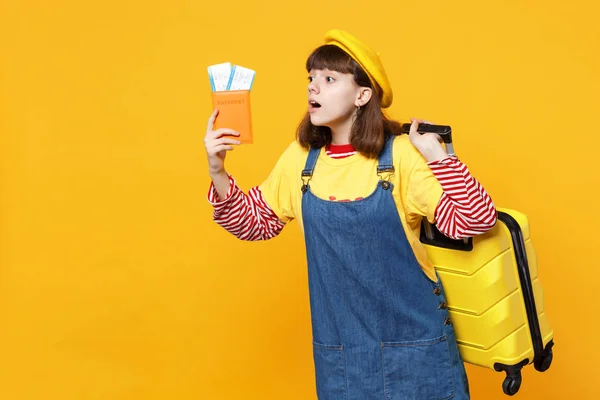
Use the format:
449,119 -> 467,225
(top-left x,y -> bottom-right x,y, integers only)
259,134 -> 444,282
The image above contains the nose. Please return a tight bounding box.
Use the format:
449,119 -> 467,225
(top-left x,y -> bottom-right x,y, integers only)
308,80 -> 319,94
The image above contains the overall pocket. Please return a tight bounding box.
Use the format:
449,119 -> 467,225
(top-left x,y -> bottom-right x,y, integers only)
381,335 -> 455,400
312,342 -> 347,400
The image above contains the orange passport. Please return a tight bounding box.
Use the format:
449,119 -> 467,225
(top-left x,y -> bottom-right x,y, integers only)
211,90 -> 253,144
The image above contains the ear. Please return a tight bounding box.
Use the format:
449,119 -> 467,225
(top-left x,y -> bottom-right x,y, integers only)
355,87 -> 373,107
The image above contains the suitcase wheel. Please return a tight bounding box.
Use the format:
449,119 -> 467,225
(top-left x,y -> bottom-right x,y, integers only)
495,360 -> 528,396
534,340 -> 554,372
502,372 -> 522,396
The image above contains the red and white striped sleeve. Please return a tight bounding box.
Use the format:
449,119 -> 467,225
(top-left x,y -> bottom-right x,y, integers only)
428,157 -> 497,239
207,174 -> 285,241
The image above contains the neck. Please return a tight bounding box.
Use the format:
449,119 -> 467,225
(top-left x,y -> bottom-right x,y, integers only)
328,115 -> 355,145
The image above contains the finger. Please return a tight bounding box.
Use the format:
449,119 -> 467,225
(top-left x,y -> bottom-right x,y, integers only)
409,118 -> 420,135
213,137 -> 242,146
212,144 -> 234,153
206,109 -> 219,132
212,128 -> 240,138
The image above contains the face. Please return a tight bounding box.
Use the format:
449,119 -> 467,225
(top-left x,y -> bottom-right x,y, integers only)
307,69 -> 366,128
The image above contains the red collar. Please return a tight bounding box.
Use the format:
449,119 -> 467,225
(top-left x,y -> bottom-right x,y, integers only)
325,143 -> 356,154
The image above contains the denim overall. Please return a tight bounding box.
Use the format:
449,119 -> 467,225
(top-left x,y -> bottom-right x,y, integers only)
300,134 -> 470,400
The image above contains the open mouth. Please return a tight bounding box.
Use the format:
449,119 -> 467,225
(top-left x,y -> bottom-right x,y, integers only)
309,100 -> 321,108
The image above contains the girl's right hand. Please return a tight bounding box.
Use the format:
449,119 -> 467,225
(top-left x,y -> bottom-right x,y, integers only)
204,109 -> 241,174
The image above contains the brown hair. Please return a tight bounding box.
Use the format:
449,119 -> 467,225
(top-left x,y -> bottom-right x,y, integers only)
296,44 -> 404,158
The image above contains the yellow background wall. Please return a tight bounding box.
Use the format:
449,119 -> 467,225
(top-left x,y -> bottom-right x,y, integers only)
1,0 -> 598,398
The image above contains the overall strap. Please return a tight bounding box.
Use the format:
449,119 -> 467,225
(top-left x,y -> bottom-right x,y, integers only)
377,134 -> 395,185
301,146 -> 321,192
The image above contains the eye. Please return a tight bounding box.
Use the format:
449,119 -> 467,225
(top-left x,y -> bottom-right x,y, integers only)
326,76 -> 335,83
307,76 -> 314,82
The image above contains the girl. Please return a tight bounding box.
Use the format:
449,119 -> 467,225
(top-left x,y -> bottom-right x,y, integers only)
204,29 -> 496,400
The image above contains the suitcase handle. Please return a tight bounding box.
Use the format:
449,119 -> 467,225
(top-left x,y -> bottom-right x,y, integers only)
400,123 -> 455,156
400,123 -> 452,143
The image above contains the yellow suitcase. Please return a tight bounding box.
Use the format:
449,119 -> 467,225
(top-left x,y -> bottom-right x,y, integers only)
421,207 -> 554,396
421,209 -> 554,395
407,123 -> 554,396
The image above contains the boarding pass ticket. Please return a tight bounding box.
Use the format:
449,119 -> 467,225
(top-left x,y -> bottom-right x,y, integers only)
208,62 -> 256,92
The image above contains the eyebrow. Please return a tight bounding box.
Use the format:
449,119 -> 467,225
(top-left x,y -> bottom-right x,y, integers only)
309,69 -> 339,75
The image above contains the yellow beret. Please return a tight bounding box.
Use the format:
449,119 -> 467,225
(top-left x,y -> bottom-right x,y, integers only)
324,29 -> 393,108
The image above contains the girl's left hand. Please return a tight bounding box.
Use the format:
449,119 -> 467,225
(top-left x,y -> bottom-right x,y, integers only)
408,118 -> 449,162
